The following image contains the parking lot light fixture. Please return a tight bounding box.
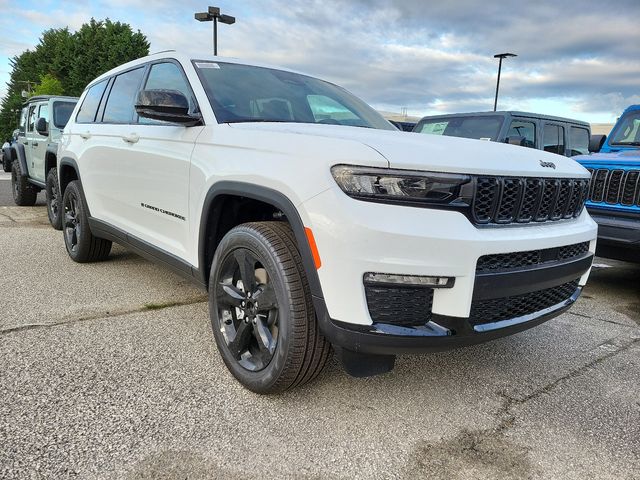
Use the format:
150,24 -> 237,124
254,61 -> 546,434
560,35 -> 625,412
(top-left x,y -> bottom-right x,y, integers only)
194,6 -> 236,56
493,52 -> 517,111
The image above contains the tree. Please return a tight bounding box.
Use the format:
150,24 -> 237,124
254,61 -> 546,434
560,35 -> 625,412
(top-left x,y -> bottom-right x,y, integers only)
0,19 -> 149,140
31,74 -> 64,97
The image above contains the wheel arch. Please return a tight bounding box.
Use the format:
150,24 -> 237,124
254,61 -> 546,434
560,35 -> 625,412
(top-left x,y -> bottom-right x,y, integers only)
44,145 -> 58,175
58,157 -> 81,196
198,181 -> 325,303
12,143 -> 28,177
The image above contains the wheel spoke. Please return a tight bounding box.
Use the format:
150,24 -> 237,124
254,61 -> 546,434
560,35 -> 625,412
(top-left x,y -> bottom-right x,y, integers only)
228,320 -> 252,357
254,317 -> 276,355
254,283 -> 277,310
216,282 -> 245,307
234,250 -> 257,293
64,212 -> 75,229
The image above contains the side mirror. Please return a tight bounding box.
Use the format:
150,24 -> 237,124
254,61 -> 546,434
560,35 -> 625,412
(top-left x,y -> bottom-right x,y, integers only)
135,89 -> 201,126
589,134 -> 606,153
35,117 -> 48,136
506,135 -> 526,146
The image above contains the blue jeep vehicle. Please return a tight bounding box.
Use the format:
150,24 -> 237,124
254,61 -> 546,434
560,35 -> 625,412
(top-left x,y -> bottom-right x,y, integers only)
574,105 -> 640,262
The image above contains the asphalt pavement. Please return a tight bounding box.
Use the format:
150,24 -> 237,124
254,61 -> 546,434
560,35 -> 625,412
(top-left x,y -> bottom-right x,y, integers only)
0,185 -> 639,479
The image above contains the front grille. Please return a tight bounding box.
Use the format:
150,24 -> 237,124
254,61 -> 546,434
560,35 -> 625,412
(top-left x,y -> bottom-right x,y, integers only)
476,242 -> 590,273
585,168 -> 640,206
365,285 -> 433,327
470,280 -> 579,325
472,177 -> 589,225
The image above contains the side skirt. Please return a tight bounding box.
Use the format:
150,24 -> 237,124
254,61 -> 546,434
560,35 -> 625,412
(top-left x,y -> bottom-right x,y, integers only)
88,217 -> 206,290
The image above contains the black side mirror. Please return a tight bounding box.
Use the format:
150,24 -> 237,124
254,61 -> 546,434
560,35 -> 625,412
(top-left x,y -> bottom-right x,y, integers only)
35,117 -> 48,136
589,134 -> 606,153
506,135 -> 526,146
135,89 -> 201,126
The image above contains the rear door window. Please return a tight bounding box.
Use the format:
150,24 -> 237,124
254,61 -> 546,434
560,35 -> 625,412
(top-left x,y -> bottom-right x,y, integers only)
102,67 -> 146,124
569,127 -> 589,156
507,120 -> 536,148
543,124 -> 566,155
77,80 -> 108,123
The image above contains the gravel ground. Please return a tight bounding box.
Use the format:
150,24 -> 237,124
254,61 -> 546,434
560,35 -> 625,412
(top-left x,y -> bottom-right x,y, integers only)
1,203 -> 638,479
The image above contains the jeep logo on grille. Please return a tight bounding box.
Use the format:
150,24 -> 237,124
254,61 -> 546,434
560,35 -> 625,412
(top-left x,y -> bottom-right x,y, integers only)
539,160 -> 556,169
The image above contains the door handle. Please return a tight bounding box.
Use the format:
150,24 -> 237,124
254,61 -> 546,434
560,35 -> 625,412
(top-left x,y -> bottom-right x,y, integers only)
24,141 -> 29,146
80,131 -> 91,140
32,141 -> 39,146
122,133 -> 139,144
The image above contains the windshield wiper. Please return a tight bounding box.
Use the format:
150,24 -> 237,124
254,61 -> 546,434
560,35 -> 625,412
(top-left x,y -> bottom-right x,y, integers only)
225,118 -> 300,124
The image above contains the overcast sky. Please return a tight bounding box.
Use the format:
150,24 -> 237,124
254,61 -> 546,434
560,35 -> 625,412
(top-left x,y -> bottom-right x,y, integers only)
1,0 -> 638,123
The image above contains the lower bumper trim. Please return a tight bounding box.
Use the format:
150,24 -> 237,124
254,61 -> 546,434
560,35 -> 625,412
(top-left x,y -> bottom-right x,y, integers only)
314,287 -> 581,355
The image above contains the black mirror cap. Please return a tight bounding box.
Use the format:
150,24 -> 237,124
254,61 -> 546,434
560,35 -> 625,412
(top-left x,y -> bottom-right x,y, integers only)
135,89 -> 202,126
589,134 -> 606,153
35,117 -> 48,136
506,135 -> 526,146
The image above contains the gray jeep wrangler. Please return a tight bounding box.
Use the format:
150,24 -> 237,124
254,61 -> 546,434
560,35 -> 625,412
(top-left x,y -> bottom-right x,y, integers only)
3,95 -> 78,229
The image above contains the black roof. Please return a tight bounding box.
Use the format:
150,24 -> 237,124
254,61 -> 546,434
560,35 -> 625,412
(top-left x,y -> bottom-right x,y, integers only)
22,95 -> 78,105
417,110 -> 589,127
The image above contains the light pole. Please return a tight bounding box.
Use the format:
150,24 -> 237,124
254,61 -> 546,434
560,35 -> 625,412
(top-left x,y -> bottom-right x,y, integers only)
493,53 -> 516,111
195,6 -> 236,55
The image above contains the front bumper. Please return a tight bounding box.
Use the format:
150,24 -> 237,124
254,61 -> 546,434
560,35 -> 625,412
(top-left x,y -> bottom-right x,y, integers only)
302,186 -> 597,352
589,211 -> 640,247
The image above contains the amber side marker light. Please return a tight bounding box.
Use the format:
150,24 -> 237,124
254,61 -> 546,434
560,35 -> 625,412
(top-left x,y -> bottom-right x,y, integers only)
304,227 -> 322,269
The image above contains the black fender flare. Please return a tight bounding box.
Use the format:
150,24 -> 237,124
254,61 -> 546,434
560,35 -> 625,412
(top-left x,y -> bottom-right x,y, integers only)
12,143 -> 28,177
44,143 -> 58,174
198,181 -> 326,304
58,157 -> 82,194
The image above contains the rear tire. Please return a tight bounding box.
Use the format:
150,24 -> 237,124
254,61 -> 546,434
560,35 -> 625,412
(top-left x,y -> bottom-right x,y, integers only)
62,180 -> 112,262
46,167 -> 62,230
11,160 -> 37,206
2,154 -> 11,173
209,221 -> 331,394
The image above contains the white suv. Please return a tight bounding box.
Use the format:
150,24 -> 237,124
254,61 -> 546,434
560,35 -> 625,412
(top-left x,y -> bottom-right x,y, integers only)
58,52 -> 597,393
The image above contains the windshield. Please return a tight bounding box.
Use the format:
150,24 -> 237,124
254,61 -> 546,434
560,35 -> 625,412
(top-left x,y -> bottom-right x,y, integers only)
414,115 -> 504,141
53,101 -> 77,129
194,61 -> 395,130
609,111 -> 640,146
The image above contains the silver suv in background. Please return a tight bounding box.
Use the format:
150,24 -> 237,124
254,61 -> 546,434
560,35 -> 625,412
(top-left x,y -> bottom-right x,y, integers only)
3,95 -> 78,228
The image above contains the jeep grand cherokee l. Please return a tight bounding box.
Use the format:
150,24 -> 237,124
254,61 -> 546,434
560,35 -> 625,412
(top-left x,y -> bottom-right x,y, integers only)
58,52 -> 597,393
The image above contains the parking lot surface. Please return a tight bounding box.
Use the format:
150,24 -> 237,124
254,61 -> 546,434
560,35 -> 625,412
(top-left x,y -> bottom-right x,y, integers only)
1,186 -> 639,479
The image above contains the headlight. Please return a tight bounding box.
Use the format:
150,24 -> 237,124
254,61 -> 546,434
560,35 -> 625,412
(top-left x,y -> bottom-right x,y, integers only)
331,165 -> 473,206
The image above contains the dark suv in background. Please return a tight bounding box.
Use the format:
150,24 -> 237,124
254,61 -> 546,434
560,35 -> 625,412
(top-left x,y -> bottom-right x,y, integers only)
413,111 -> 592,157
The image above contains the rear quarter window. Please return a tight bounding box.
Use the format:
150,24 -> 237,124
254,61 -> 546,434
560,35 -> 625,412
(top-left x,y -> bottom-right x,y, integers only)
76,80 -> 108,123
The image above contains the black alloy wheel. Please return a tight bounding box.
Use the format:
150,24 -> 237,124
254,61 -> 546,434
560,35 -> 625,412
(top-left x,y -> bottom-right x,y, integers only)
215,247 -> 279,371
63,188 -> 81,254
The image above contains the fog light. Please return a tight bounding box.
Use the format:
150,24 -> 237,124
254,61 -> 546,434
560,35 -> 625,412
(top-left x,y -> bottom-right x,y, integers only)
364,273 -> 454,288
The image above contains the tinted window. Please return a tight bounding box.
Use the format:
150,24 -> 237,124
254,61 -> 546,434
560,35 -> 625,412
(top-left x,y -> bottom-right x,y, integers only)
19,107 -> 27,133
27,105 -> 37,132
416,115 -> 504,141
77,80 -> 108,123
543,124 -> 565,155
38,104 -> 49,122
609,111 -> 640,146
102,67 -> 145,124
53,101 -> 77,129
569,127 -> 589,156
195,62 -> 394,130
507,120 -> 535,148
140,62 -> 193,124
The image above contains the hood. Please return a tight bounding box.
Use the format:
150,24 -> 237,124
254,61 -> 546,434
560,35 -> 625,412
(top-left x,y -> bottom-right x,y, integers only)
574,149 -> 640,167
228,122 -> 590,178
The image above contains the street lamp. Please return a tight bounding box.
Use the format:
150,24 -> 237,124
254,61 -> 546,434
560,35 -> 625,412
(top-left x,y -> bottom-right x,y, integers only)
493,52 -> 517,111
195,6 -> 236,55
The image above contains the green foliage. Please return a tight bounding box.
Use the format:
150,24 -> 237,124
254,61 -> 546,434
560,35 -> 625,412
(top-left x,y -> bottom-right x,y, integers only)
0,19 -> 150,140
32,74 -> 64,97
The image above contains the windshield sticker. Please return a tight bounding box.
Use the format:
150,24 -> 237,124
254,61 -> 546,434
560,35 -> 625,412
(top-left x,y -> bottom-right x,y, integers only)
421,121 -> 448,135
196,62 -> 220,69
479,137 -> 492,141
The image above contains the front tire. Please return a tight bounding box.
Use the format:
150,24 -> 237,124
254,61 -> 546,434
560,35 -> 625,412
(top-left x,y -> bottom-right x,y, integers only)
11,160 -> 37,206
62,180 -> 112,262
46,167 -> 62,230
209,222 -> 331,394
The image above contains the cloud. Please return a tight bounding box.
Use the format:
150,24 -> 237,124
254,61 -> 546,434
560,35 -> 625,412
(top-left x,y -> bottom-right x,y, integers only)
0,0 -> 637,123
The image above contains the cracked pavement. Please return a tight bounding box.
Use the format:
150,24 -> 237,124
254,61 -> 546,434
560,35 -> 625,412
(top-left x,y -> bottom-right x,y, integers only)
1,201 -> 639,479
